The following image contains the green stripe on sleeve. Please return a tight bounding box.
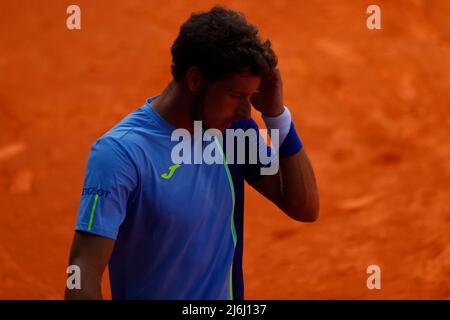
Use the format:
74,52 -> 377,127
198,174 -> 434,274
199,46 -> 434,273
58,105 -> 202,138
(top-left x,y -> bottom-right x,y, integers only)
87,194 -> 99,231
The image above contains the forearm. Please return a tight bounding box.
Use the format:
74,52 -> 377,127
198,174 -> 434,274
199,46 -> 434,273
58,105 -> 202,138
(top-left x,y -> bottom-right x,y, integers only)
261,104 -> 320,221
279,148 -> 319,222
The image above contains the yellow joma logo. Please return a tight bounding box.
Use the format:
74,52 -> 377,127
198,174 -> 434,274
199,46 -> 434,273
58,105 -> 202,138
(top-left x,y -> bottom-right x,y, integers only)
161,164 -> 181,179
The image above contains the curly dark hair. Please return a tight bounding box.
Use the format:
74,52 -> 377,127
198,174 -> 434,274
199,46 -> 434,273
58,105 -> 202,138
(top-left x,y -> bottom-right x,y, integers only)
170,5 -> 278,82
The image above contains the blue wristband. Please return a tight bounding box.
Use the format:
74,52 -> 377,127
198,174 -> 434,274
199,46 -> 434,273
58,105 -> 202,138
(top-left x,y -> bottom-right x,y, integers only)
279,121 -> 303,158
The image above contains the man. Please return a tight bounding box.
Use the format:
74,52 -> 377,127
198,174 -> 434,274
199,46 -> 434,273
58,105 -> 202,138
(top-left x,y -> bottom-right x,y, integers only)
65,6 -> 319,300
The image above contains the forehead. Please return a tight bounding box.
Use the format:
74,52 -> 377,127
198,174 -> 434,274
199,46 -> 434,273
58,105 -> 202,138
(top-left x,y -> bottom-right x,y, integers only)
219,72 -> 260,92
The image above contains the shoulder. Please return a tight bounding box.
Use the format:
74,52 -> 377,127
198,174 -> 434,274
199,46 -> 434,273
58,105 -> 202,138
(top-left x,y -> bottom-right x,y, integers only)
93,105 -> 156,157
88,108 -> 149,173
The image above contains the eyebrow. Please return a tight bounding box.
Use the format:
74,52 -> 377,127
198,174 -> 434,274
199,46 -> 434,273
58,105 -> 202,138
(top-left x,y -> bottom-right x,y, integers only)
229,89 -> 258,95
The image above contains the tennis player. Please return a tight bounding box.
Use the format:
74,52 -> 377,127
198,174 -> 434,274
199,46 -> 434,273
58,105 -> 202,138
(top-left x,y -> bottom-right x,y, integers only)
65,5 -> 319,300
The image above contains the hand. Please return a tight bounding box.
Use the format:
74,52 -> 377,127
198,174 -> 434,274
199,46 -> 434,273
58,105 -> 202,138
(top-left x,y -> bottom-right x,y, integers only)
251,66 -> 284,117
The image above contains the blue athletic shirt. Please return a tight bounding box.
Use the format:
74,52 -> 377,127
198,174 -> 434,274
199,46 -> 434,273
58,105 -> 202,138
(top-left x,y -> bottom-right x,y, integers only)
75,95 -> 271,300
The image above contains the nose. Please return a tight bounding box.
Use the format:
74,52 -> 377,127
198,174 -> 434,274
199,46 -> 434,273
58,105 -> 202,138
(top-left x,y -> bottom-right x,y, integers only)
235,99 -> 251,121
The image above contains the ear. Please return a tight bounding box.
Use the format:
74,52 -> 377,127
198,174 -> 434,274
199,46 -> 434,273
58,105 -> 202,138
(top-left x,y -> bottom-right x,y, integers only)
185,66 -> 204,92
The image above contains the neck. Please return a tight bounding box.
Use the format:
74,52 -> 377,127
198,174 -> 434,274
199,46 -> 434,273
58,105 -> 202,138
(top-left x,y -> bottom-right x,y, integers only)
152,80 -> 195,132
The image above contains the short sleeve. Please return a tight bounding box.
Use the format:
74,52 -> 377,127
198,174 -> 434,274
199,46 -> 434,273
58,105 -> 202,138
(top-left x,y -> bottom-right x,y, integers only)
75,137 -> 139,240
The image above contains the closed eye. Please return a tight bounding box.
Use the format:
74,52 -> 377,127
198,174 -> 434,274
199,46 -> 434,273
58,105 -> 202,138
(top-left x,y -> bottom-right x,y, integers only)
229,90 -> 258,99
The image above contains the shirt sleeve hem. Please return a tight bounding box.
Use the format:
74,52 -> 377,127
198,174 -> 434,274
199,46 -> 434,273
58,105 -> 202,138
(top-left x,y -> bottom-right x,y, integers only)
75,223 -> 118,240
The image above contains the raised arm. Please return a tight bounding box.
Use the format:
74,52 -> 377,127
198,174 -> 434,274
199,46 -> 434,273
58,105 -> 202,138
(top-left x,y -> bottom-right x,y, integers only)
249,65 -> 319,222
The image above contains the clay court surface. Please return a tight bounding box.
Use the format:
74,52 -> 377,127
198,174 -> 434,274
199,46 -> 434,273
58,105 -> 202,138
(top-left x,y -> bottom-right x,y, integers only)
0,0 -> 449,299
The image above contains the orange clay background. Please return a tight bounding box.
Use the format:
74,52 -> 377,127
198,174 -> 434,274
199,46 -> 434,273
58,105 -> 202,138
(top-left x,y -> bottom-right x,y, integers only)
0,0 -> 449,299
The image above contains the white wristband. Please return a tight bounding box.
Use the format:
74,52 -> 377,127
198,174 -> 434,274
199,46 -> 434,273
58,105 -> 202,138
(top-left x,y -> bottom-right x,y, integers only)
262,106 -> 292,145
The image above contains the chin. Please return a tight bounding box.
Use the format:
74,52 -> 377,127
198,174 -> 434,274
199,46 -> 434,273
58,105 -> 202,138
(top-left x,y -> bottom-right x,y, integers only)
221,121 -> 234,131
215,121 -> 230,130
